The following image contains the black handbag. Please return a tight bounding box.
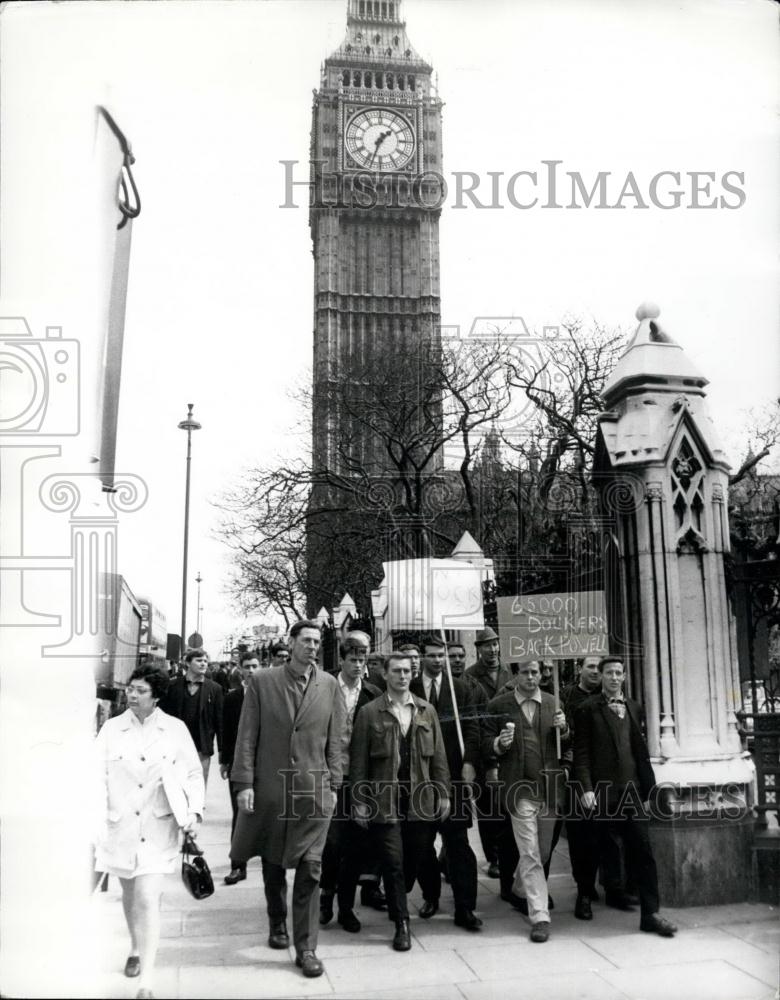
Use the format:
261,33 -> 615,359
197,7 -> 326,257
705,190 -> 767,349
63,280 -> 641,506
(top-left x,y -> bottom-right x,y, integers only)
181,832 -> 214,900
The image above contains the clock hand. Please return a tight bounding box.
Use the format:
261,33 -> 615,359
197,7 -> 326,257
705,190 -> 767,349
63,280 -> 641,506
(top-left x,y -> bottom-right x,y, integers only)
369,130 -> 393,166
374,129 -> 392,150
367,130 -> 391,167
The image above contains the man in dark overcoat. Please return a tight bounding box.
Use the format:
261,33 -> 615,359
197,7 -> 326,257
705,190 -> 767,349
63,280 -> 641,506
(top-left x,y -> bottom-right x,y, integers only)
231,621 -> 347,979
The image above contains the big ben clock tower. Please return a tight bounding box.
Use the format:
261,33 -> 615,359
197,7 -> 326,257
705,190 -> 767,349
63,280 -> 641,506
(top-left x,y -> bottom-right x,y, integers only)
310,0 -> 443,474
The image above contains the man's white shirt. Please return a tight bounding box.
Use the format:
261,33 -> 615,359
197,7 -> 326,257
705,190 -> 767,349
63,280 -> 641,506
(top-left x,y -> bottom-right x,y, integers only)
513,686 -> 542,725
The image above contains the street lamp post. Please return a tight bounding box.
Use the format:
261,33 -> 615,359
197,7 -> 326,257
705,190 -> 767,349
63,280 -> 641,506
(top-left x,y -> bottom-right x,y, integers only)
195,571 -> 203,635
178,403 -> 201,658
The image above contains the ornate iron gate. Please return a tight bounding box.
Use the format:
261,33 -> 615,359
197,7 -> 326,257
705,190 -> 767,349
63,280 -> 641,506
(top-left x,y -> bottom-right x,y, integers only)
733,559 -> 780,829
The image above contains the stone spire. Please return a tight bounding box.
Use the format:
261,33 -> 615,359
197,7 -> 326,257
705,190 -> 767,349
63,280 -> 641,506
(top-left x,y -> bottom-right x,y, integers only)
602,302 -> 708,403
598,302 -> 727,471
328,0 -> 431,73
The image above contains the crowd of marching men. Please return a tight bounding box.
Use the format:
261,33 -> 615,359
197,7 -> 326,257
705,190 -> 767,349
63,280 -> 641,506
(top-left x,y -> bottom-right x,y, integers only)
95,622 -> 678,996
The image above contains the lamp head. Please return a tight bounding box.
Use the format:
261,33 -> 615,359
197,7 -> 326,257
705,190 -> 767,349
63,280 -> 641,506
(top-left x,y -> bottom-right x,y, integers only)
178,402 -> 202,432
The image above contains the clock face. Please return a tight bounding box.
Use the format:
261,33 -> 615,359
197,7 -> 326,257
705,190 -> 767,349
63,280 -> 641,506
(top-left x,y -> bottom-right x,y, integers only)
344,108 -> 415,171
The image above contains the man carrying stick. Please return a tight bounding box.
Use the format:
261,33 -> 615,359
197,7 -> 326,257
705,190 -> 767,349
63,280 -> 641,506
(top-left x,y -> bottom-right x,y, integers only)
410,636 -> 483,931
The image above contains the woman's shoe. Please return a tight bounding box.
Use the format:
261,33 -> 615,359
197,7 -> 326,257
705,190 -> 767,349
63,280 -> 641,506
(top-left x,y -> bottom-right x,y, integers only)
124,956 -> 141,978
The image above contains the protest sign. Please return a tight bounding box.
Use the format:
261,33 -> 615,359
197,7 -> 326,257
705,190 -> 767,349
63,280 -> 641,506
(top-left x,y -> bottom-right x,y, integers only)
497,590 -> 608,662
383,558 -> 485,631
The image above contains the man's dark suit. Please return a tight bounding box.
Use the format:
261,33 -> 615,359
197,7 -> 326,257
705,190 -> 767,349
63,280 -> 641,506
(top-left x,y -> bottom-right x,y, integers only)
464,661 -> 510,867
321,680 -> 381,909
573,693 -> 660,917
410,673 -> 481,912
220,685 -> 245,863
160,675 -> 223,759
573,694 -> 655,801
561,682 -> 619,896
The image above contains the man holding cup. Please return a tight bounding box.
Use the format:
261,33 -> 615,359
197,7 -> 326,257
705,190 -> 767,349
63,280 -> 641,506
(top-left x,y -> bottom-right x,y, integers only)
481,660 -> 568,943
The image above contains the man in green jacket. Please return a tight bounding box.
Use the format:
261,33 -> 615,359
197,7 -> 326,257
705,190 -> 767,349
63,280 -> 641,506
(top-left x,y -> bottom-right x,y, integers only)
350,652 -> 451,952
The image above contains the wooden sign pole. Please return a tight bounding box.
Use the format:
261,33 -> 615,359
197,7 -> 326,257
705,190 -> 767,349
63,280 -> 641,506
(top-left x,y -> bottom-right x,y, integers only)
440,626 -> 465,758
552,660 -> 561,759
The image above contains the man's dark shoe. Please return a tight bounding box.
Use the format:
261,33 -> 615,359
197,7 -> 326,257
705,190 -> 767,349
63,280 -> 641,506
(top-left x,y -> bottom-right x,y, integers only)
453,909 -> 483,931
268,921 -> 290,949
392,919 -> 412,951
124,956 -> 140,978
337,909 -> 361,933
504,892 -> 529,915
530,920 -> 550,943
360,885 -> 388,910
486,862 -> 500,879
295,950 -> 324,977
419,899 -> 439,919
574,893 -> 593,921
605,891 -> 637,911
640,913 -> 677,937
224,867 -> 246,886
319,892 -> 334,926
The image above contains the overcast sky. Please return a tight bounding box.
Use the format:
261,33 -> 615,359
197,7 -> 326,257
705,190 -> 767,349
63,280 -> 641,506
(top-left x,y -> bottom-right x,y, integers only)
3,0 -> 778,656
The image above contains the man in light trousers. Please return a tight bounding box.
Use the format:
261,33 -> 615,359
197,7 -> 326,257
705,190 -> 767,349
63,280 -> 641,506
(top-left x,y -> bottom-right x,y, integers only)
482,661 -> 568,942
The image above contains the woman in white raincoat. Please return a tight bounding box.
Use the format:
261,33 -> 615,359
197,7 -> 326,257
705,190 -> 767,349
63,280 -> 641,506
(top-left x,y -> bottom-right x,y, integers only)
95,665 -> 205,1000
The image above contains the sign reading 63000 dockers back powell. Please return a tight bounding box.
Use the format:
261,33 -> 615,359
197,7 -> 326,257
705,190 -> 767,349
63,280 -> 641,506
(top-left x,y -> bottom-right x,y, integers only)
496,591 -> 608,661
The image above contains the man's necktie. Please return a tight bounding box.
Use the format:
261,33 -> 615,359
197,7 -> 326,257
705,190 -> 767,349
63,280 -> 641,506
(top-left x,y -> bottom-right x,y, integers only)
429,681 -> 439,709
608,698 -> 626,719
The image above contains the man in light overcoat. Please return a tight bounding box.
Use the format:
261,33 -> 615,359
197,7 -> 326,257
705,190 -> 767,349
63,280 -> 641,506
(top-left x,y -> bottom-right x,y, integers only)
231,620 -> 347,979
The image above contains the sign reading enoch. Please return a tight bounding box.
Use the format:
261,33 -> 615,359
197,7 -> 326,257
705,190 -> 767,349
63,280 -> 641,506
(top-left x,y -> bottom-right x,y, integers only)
497,591 -> 608,661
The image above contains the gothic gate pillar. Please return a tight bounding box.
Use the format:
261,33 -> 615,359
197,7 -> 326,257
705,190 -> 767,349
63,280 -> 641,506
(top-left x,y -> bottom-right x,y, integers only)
594,303 -> 755,905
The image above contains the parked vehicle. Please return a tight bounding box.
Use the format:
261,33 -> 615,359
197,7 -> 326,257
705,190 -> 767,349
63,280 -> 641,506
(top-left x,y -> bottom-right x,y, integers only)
95,572 -> 142,726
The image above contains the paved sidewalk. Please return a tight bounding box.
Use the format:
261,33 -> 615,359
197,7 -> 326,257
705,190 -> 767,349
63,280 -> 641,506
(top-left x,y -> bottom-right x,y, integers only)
92,771 -> 779,1000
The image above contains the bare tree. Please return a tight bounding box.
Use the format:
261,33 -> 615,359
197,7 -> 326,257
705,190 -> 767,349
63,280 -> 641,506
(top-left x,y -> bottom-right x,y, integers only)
217,470 -> 309,626
728,400 -> 780,558
217,334 -> 516,618
729,399 -> 780,486
503,317 -> 628,504
464,318 -> 630,599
